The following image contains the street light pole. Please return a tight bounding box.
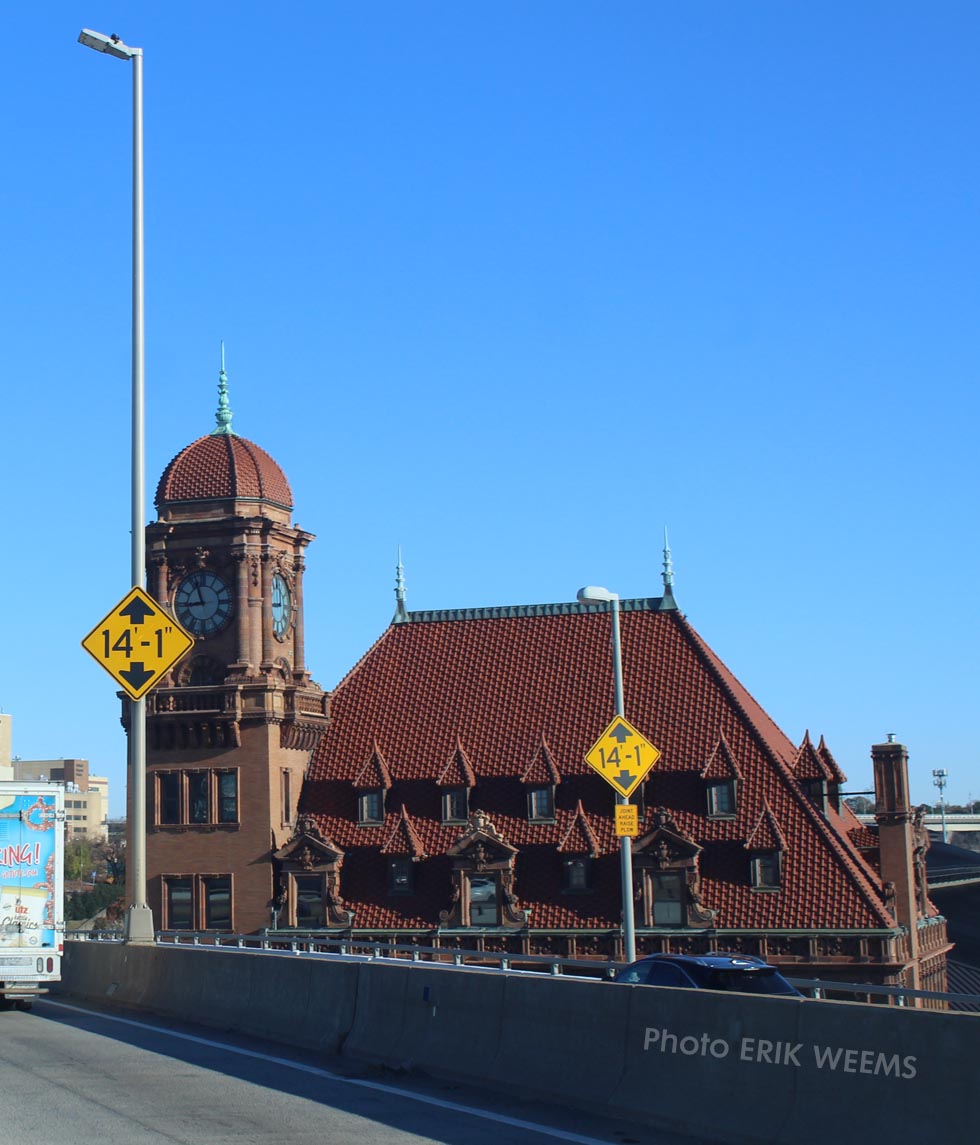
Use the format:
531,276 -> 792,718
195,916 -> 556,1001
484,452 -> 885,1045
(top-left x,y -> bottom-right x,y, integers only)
578,586 -> 637,964
932,769 -> 949,844
78,29 -> 154,943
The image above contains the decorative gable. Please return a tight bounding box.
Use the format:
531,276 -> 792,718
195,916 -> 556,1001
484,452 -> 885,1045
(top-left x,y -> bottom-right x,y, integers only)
745,799 -> 788,853
436,736 -> 477,788
446,810 -> 518,863
817,735 -> 847,784
699,731 -> 743,780
557,800 -> 599,858
353,740 -> 393,790
520,736 -> 562,786
380,806 -> 426,860
273,815 -> 344,869
793,731 -> 834,782
634,806 -> 702,866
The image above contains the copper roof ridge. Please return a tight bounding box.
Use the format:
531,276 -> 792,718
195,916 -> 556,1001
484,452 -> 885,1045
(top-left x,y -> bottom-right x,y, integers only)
400,597 -> 670,625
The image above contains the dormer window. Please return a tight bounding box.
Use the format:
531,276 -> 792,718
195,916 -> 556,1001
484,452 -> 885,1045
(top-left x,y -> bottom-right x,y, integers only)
706,780 -> 736,818
442,786 -> 469,824
562,856 -> 592,893
803,778 -> 827,811
527,785 -> 555,822
357,788 -> 384,825
388,857 -> 415,895
751,849 -> 781,890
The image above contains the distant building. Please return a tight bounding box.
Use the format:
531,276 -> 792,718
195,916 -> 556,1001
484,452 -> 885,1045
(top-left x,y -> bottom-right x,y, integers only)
0,714 -> 13,782
12,757 -> 108,841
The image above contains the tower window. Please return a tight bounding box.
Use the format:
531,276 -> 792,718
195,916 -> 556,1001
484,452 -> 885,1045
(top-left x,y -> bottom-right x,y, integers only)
203,876 -> 232,930
164,877 -> 193,930
154,769 -> 239,828
188,772 -> 210,824
159,773 -> 180,824
217,772 -> 238,824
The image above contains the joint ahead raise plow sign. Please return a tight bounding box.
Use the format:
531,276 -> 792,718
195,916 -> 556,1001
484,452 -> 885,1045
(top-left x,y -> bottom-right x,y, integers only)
82,586 -> 194,701
585,715 -> 661,799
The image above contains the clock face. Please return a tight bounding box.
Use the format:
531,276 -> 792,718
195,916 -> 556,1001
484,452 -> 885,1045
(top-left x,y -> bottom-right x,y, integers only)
272,573 -> 291,640
174,571 -> 233,637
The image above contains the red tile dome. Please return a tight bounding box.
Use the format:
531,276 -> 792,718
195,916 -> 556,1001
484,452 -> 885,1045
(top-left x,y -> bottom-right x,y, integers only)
155,434 -> 293,511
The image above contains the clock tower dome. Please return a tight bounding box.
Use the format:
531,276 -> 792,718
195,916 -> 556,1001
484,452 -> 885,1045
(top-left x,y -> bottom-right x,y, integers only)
138,355 -> 329,933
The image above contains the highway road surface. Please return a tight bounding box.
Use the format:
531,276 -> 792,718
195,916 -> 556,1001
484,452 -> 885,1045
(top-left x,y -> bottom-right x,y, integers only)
0,999 -> 698,1145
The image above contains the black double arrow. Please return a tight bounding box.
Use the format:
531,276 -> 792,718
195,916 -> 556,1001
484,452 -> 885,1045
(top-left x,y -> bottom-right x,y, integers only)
118,596 -> 157,692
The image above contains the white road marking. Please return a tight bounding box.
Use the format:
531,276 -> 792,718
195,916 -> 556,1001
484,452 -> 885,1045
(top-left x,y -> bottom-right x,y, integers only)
43,999 -> 619,1145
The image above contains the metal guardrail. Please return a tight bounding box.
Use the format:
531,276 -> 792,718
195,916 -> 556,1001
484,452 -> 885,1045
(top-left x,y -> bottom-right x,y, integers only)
72,928 -> 980,1010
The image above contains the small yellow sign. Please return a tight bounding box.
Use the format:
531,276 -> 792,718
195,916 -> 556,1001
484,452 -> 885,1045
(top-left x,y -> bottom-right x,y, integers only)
81,586 -> 194,701
615,804 -> 639,837
585,715 -> 661,798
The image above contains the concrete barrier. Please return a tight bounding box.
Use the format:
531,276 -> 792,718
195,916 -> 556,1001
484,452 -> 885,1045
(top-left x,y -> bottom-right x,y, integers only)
490,974 -> 631,1107
60,944 -> 978,1141
358,962 -> 508,1080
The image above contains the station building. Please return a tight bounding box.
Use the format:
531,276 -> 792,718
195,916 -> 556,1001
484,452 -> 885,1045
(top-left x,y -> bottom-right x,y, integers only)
138,369 -> 950,993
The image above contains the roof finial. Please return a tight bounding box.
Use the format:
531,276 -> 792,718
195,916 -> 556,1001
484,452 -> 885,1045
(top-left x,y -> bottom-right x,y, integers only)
393,546 -> 408,623
212,341 -> 235,435
658,526 -> 678,611
662,527 -> 674,589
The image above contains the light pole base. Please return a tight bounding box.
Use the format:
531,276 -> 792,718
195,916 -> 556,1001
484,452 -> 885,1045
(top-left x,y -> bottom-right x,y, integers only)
123,904 -> 156,944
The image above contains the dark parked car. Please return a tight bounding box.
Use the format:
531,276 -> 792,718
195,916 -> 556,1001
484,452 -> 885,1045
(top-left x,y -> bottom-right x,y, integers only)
613,952 -> 802,996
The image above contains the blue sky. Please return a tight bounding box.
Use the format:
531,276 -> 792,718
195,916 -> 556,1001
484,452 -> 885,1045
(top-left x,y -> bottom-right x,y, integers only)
3,4 -> 977,816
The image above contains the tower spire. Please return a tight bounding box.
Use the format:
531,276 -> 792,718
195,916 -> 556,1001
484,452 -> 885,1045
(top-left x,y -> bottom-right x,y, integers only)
393,546 -> 408,623
212,341 -> 235,435
658,526 -> 678,611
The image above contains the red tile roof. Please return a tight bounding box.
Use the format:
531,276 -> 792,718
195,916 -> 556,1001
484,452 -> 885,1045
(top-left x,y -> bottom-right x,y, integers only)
156,434 -> 293,510
299,599 -> 897,933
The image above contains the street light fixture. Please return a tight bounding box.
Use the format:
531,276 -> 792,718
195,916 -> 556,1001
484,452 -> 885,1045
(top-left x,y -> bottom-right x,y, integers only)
932,769 -> 949,844
77,28 -> 153,943
577,585 -> 637,964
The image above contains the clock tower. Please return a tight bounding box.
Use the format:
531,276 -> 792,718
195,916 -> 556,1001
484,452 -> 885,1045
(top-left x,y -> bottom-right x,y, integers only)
137,357 -> 329,933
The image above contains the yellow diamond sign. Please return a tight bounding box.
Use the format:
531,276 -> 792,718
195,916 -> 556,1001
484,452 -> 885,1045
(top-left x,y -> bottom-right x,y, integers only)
585,716 -> 661,798
82,586 -> 194,701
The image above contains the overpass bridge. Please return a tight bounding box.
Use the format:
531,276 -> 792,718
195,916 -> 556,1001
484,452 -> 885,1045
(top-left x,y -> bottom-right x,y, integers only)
857,811 -> 980,839
58,935 -> 978,1143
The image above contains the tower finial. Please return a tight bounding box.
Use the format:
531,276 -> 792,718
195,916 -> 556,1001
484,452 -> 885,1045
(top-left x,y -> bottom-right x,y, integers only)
658,526 -> 678,611
212,341 -> 235,435
393,546 -> 408,623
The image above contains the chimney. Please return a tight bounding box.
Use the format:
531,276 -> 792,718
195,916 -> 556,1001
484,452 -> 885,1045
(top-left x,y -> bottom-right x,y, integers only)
871,736 -> 920,981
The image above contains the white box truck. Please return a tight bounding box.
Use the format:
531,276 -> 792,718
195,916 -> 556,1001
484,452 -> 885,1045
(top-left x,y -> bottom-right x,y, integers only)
0,784 -> 65,1009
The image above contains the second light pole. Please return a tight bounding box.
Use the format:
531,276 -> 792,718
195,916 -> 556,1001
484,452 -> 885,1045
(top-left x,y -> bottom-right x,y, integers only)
78,28 -> 154,942
578,585 -> 637,963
